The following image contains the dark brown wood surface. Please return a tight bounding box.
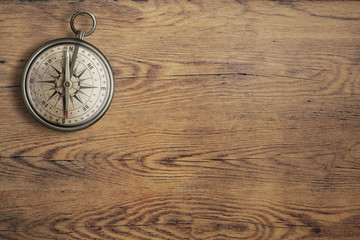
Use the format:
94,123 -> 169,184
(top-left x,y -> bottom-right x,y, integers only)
1,0 -> 360,239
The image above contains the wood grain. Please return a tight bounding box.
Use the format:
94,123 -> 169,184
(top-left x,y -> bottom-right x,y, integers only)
1,0 -> 360,239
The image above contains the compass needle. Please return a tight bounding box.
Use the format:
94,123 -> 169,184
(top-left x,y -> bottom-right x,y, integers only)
21,11 -> 113,131
72,62 -> 80,77
63,49 -> 71,119
70,45 -> 79,77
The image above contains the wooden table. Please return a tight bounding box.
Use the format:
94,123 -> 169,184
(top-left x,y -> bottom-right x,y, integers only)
1,1 -> 360,239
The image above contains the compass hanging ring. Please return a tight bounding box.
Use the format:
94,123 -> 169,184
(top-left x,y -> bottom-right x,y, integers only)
70,11 -> 97,37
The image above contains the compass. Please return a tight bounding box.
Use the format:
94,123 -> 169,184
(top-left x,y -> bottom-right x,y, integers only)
21,11 -> 114,131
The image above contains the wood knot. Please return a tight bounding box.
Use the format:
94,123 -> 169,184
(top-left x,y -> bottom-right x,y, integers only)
312,227 -> 321,234
350,143 -> 360,158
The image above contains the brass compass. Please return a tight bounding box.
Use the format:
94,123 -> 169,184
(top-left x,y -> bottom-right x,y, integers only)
21,11 -> 114,131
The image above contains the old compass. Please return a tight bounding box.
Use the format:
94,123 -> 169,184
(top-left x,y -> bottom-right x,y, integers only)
21,11 -> 114,131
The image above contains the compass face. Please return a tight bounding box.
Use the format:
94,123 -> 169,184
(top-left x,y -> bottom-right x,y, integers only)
21,39 -> 114,131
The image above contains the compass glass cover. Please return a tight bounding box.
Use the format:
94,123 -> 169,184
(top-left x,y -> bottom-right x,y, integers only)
23,40 -> 113,130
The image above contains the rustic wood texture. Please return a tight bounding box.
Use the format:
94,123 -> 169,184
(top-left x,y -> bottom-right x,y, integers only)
1,0 -> 360,239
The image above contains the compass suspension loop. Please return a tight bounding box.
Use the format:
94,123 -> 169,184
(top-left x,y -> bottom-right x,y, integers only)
70,11 -> 97,37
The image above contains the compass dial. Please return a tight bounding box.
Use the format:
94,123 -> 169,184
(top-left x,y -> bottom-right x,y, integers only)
21,39 -> 114,131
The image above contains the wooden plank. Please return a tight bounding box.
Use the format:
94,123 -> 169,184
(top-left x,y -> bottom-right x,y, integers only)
1,0 -> 360,239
